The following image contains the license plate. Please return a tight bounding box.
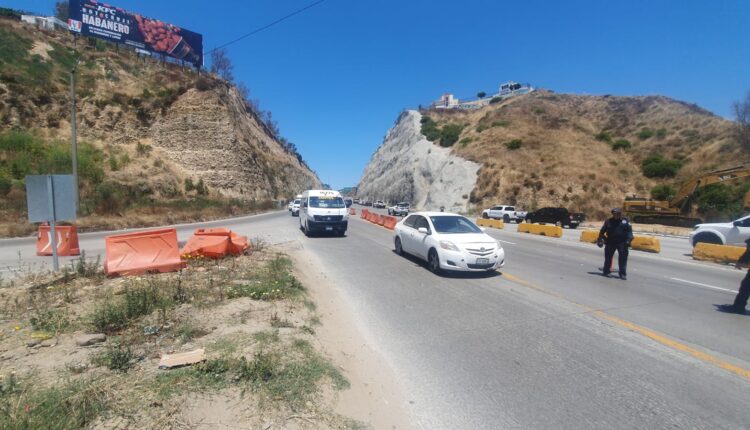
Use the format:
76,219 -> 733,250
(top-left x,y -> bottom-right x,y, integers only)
325,226 -> 333,231
476,258 -> 489,264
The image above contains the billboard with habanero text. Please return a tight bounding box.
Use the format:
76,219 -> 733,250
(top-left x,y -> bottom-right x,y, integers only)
67,0 -> 203,67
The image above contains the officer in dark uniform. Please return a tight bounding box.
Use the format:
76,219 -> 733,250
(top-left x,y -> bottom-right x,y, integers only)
718,238 -> 750,314
597,207 -> 633,279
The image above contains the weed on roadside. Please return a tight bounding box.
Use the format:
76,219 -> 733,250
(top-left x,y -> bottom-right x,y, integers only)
228,257 -> 304,301
0,375 -> 110,429
91,341 -> 137,373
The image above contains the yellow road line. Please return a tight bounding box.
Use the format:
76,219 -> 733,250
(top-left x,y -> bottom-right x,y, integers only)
501,271 -> 750,380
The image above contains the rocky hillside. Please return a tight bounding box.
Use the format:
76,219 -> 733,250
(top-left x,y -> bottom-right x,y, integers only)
357,111 -> 480,212
0,16 -> 319,234
360,91 -> 747,219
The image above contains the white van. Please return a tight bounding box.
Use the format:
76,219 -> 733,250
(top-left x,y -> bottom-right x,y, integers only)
299,189 -> 349,237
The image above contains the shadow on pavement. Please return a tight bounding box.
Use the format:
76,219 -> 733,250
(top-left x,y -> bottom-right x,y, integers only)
714,304 -> 748,316
391,250 -> 502,279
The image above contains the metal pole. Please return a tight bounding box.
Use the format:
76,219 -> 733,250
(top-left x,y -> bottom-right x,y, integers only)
70,69 -> 79,212
46,176 -> 59,271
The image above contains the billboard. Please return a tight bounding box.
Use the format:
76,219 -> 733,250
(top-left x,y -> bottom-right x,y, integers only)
67,0 -> 203,67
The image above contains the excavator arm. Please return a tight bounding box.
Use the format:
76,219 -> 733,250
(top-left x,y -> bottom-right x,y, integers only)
669,164 -> 750,211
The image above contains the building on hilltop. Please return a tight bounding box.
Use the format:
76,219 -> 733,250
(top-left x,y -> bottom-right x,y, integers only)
21,15 -> 67,31
433,93 -> 460,109
431,81 -> 534,110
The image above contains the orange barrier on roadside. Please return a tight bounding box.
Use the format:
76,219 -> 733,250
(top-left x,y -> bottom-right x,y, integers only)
181,228 -> 249,259
36,224 -> 80,256
349,207 -> 356,215
367,212 -> 376,222
361,209 -> 368,219
104,228 -> 186,276
376,214 -> 385,226
382,215 -> 397,230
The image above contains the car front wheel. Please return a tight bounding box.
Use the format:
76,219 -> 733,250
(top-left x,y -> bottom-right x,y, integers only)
482,213 -> 489,219
692,232 -> 722,246
395,237 -> 403,255
428,249 -> 442,275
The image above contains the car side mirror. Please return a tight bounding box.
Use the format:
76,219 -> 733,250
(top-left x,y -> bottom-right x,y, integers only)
734,221 -> 742,227
418,227 -> 430,235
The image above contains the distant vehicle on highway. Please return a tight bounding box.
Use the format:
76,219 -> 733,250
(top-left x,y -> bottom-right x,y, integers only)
361,200 -> 372,207
481,205 -> 525,223
287,201 -> 294,211
373,200 -> 386,208
525,207 -> 584,228
388,202 -> 410,216
394,212 -> 505,274
353,198 -> 360,205
690,214 -> 750,246
299,189 -> 349,237
291,199 -> 301,216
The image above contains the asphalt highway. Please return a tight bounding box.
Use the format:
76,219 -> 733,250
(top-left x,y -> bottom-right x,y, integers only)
1,210 -> 748,428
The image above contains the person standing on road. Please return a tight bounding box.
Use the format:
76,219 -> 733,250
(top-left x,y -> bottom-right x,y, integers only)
597,207 -> 633,280
718,238 -> 750,314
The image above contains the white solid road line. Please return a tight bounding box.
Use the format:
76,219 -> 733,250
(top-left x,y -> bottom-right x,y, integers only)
670,277 -> 738,294
496,239 -> 516,245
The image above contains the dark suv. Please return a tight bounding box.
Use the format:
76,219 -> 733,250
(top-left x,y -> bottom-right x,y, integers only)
524,207 -> 585,229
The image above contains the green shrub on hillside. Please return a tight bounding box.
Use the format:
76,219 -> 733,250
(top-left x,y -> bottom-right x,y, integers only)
505,139 -> 522,150
439,124 -> 464,147
650,184 -> 675,200
697,184 -> 737,215
637,127 -> 655,140
595,131 -> 612,143
655,128 -> 668,139
420,116 -> 441,142
641,154 -> 682,178
489,97 -> 502,104
420,117 -> 465,147
612,139 -> 631,150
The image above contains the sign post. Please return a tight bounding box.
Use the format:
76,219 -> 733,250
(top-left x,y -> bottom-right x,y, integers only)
26,175 -> 77,271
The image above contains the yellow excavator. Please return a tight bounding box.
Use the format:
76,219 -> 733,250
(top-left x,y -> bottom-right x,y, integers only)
623,164 -> 750,227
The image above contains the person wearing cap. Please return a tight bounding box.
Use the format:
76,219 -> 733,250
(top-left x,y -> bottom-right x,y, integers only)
597,207 -> 633,279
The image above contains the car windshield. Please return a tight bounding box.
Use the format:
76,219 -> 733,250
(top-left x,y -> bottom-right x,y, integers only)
294,199 -> 300,204
429,216 -> 482,234
397,202 -> 409,207
310,196 -> 345,208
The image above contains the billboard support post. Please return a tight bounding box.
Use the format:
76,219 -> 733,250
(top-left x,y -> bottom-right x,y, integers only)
70,57 -> 82,212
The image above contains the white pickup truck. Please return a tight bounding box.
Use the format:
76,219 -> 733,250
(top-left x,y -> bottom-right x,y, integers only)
481,205 -> 526,223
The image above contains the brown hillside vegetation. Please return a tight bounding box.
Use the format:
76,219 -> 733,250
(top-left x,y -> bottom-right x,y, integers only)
0,17 -> 319,236
421,90 -> 748,220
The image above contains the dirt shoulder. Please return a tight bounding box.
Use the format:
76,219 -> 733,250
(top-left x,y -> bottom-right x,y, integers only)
580,221 -> 692,237
291,248 -> 415,430
0,245 -> 364,428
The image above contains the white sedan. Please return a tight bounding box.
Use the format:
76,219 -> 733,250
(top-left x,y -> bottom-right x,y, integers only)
394,212 -> 505,274
689,214 -> 750,246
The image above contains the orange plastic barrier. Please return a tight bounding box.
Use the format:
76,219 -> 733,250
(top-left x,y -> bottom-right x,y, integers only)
36,224 -> 80,256
382,216 -> 398,230
181,228 -> 249,259
104,228 -> 186,276
376,214 -> 385,226
366,212 -> 374,222
361,209 -> 368,219
349,207 -> 356,215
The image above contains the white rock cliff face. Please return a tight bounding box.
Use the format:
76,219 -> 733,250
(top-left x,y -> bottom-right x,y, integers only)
357,110 -> 479,212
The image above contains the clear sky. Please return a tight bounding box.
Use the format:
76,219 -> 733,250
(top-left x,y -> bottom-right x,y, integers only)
6,0 -> 750,189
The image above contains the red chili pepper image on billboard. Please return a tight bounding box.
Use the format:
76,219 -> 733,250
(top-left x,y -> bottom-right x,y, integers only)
134,15 -> 199,64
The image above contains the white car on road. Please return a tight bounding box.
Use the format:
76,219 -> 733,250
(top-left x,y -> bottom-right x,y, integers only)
690,214 -> 750,246
291,199 -> 301,217
394,212 -> 505,274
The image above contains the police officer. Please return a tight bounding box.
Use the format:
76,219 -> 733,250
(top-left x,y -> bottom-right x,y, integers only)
597,207 -> 633,279
718,238 -> 750,314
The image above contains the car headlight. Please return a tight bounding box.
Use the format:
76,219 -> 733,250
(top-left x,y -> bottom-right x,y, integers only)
439,240 -> 460,251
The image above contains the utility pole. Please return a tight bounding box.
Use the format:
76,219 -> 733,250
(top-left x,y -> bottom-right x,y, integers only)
70,57 -> 82,211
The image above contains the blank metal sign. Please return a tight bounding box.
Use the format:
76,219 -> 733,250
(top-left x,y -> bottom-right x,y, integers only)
26,175 -> 77,223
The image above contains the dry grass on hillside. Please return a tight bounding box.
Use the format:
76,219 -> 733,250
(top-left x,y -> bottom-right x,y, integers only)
423,91 -> 746,220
